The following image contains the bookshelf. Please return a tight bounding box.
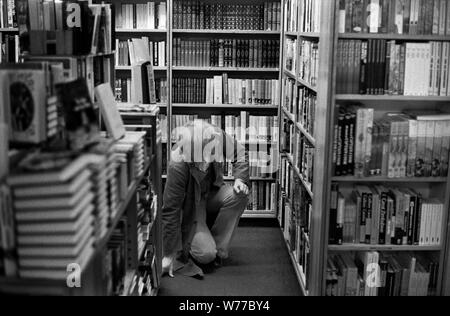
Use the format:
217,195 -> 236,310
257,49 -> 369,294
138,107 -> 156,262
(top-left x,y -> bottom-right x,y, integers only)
316,0 -> 450,297
278,0 -> 334,296
0,1 -> 164,297
163,0 -> 283,218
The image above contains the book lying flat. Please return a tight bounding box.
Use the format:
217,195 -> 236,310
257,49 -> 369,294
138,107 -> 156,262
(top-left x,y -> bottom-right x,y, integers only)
19,243 -> 95,279
8,153 -> 93,186
17,204 -> 94,235
15,193 -> 94,222
14,183 -> 93,210
17,228 -> 94,258
13,170 -> 91,198
17,220 -> 94,247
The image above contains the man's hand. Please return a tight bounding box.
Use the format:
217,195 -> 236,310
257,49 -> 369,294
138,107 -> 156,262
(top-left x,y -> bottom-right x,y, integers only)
162,256 -> 175,278
233,179 -> 249,196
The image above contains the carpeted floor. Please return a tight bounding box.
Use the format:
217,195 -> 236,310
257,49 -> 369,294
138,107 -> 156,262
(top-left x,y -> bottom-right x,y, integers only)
158,219 -> 303,296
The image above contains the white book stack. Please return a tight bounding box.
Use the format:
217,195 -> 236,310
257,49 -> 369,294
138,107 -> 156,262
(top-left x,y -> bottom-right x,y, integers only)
117,132 -> 146,178
106,152 -> 120,220
85,154 -> 110,241
8,153 -> 96,280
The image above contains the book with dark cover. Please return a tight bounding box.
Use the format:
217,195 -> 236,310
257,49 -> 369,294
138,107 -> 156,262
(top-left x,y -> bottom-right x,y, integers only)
56,78 -> 99,150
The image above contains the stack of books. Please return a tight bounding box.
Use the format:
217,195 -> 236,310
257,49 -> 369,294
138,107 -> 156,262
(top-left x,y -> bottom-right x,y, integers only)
327,252 -> 440,296
0,182 -> 15,276
333,109 -> 450,178
85,153 -> 110,241
116,2 -> 167,30
116,132 -> 146,179
329,184 -> 445,247
339,0 -> 450,35
106,151 -> 120,220
8,152 -> 96,279
173,1 -> 281,31
337,40 -> 450,96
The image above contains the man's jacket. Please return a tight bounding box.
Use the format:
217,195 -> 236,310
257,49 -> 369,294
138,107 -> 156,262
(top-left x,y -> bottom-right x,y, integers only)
162,127 -> 249,260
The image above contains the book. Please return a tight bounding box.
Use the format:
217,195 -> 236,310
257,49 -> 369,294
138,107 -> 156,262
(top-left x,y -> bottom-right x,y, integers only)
95,83 -> 125,141
0,123 -> 7,180
0,63 -> 49,144
56,78 -> 99,150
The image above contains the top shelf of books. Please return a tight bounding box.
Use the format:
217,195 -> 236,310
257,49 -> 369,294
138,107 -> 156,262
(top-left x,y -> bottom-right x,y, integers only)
339,33 -> 450,42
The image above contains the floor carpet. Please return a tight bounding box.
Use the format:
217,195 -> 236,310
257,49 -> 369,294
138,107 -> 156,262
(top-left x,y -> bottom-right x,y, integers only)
158,219 -> 303,296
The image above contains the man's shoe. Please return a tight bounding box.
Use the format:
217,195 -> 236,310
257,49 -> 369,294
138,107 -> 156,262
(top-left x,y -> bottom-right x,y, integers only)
213,256 -> 223,268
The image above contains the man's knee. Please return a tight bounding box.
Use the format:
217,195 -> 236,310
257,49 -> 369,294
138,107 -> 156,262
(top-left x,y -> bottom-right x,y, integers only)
190,230 -> 217,264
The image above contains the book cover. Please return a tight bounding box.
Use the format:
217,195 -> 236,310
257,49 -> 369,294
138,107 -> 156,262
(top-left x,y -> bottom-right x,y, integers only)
95,83 -> 125,141
56,78 -> 99,150
0,64 -> 47,144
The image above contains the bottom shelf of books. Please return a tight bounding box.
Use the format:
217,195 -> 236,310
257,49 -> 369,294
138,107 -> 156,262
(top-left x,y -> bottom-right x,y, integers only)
0,134 -> 161,296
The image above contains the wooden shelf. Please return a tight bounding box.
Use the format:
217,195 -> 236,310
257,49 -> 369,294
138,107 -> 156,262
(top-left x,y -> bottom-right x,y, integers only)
296,122 -> 316,147
173,29 -> 280,35
329,244 -> 442,252
282,106 -> 295,122
0,28 -> 18,32
283,238 -> 308,296
339,33 -> 450,41
335,94 -> 450,102
298,78 -> 318,93
223,176 -> 276,181
116,29 -> 167,33
285,31 -> 298,37
172,66 -> 280,72
332,176 -> 448,183
172,103 -> 278,110
298,32 -> 320,38
284,69 -> 297,80
116,66 -> 167,71
242,212 -> 277,219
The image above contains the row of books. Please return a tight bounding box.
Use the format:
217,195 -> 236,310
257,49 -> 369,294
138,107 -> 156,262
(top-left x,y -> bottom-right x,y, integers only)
172,76 -> 280,106
246,182 -> 278,212
339,0 -> 450,35
337,40 -> 450,96
284,0 -> 299,32
280,157 -> 312,286
285,38 -> 297,73
0,0 -> 16,29
299,0 -> 321,33
115,2 -> 167,30
116,39 -> 166,67
295,135 -> 314,187
173,1 -> 282,31
17,0 -> 113,56
115,78 -> 167,104
173,38 -> 280,69
0,33 -> 18,63
299,39 -> 319,87
284,83 -> 316,137
169,114 -> 279,144
326,252 -> 439,296
329,184 -> 444,247
333,108 -> 450,178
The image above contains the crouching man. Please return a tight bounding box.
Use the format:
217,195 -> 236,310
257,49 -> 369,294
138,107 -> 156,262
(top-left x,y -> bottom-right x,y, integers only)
162,120 -> 249,278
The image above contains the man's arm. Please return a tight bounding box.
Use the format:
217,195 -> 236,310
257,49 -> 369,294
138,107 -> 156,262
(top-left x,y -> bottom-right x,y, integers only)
162,162 -> 188,258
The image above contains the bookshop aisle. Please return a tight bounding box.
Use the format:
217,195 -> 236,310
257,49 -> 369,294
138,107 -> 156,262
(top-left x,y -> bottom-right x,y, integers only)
159,220 -> 303,297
